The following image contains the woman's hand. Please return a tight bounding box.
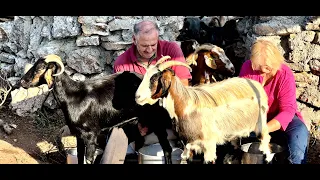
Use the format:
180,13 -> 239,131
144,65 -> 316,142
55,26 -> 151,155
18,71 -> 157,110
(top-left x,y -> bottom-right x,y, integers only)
138,123 -> 149,136
267,119 -> 281,133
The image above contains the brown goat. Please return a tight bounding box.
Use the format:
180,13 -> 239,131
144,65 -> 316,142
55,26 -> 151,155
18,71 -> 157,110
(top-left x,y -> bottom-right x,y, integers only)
186,43 -> 235,85
135,56 -> 273,164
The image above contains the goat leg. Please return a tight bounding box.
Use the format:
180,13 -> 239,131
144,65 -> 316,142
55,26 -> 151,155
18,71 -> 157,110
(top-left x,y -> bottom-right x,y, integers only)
153,129 -> 173,164
84,133 -> 99,164
76,136 -> 86,164
85,143 -> 97,164
135,135 -> 145,152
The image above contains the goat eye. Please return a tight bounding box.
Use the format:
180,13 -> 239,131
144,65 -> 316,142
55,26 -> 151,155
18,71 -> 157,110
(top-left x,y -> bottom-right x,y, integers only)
150,73 -> 161,84
150,75 -> 157,84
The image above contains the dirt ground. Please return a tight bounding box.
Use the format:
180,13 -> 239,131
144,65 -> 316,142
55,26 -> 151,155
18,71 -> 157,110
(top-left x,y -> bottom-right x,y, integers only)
0,102 -> 69,164
0,101 -> 319,164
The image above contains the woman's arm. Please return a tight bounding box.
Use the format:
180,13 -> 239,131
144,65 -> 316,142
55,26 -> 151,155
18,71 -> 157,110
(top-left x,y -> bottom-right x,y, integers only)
270,71 -> 297,131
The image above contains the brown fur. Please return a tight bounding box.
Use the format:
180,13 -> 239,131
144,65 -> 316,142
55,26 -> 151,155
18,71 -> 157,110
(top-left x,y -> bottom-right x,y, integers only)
136,66 -> 272,163
186,45 -> 235,86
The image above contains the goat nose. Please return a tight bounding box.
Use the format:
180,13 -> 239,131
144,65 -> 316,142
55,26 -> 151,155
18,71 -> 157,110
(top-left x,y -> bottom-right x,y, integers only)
135,94 -> 141,99
230,67 -> 235,74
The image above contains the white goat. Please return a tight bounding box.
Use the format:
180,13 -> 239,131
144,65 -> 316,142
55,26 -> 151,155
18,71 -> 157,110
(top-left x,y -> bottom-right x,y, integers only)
135,56 -> 273,164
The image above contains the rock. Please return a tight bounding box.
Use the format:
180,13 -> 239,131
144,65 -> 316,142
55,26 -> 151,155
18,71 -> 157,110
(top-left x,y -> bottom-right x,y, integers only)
3,123 -> 14,135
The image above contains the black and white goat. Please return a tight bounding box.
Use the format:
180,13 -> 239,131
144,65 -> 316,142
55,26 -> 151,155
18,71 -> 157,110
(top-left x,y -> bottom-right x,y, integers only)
135,56 -> 273,164
19,54 -> 174,164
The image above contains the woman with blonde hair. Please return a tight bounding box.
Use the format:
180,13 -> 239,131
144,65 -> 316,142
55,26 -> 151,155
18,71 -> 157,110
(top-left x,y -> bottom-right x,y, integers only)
239,39 -> 309,164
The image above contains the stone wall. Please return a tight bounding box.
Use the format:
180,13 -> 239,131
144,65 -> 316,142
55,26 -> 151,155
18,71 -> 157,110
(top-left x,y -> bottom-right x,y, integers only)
0,16 -> 319,134
237,16 -> 320,131
0,16 -> 184,115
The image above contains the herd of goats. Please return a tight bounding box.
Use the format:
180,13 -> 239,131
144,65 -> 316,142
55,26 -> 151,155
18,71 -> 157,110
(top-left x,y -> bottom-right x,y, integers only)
15,16 -> 275,164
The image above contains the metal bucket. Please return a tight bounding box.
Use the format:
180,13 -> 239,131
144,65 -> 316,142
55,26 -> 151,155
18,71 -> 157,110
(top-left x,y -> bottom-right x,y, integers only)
138,143 -> 183,164
240,142 -> 284,164
66,147 -> 104,164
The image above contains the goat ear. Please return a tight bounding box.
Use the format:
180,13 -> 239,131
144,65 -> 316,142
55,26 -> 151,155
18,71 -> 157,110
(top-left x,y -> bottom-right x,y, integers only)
204,51 -> 217,69
160,70 -> 172,96
186,53 -> 198,66
44,64 -> 56,89
151,70 -> 172,99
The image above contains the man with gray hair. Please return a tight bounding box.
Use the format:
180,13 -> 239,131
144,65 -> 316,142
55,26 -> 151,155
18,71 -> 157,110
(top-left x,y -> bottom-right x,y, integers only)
100,20 -> 191,164
114,20 -> 191,84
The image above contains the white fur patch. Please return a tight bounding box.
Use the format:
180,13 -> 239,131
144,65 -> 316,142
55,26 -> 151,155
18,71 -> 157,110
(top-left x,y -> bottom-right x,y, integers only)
163,94 -> 178,120
136,66 -> 160,105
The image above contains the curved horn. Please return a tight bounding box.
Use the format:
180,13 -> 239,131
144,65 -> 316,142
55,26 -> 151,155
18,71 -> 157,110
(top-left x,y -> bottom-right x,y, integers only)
194,43 -> 216,54
154,55 -> 172,66
44,54 -> 65,76
24,63 -> 33,74
158,60 -> 192,72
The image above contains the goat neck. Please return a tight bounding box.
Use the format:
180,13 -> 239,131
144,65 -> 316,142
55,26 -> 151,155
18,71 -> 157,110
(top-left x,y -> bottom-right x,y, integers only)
51,72 -> 84,105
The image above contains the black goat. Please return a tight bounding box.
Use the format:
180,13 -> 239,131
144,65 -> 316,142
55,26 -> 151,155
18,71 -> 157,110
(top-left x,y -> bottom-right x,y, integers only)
19,54 -> 174,164
176,17 -> 202,43
180,39 -> 199,58
177,17 -> 242,48
177,17 -> 244,77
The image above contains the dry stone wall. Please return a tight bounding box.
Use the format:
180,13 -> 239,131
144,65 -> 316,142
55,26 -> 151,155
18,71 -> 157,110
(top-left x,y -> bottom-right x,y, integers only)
0,16 -> 184,116
0,16 -> 319,135
237,16 -> 320,131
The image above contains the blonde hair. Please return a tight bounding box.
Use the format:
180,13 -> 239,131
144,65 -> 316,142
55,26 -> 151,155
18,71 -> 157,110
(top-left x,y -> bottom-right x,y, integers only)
250,39 -> 284,72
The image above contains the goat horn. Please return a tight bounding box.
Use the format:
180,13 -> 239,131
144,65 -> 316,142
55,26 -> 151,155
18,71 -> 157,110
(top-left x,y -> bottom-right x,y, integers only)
194,44 -> 217,54
158,60 -> 192,72
154,55 -> 172,66
24,63 -> 33,74
44,54 -> 65,76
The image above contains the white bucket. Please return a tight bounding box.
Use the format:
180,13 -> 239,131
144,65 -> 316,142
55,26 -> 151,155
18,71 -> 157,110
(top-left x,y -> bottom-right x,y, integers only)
138,143 -> 183,164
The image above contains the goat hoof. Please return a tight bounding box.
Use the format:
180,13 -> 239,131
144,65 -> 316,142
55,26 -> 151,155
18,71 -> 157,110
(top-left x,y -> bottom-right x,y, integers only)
166,158 -> 172,164
206,161 -> 215,164
85,159 -> 94,164
181,153 -> 189,161
265,153 -> 274,163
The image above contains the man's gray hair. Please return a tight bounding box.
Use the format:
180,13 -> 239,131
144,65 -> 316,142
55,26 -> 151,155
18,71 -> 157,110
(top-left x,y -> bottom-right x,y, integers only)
133,20 -> 160,36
